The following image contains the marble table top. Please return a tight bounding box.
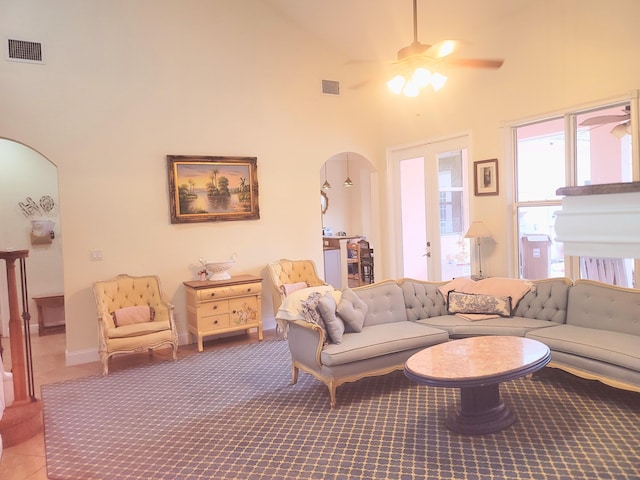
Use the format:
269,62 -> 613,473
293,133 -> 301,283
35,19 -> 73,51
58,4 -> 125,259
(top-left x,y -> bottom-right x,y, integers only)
405,336 -> 550,387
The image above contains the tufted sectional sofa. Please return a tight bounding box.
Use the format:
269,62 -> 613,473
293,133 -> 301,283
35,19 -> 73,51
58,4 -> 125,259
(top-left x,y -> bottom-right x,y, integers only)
280,277 -> 640,407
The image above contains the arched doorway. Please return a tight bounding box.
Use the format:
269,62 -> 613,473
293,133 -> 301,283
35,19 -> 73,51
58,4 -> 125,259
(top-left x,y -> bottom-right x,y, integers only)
0,139 -> 64,341
319,151 -> 378,287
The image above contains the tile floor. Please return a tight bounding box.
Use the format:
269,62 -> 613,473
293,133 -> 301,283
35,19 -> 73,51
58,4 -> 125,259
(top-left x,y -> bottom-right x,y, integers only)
0,328 -> 277,480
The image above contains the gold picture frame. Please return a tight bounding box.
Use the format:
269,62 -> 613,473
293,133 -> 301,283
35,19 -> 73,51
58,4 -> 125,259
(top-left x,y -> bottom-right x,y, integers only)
473,158 -> 499,196
167,155 -> 260,223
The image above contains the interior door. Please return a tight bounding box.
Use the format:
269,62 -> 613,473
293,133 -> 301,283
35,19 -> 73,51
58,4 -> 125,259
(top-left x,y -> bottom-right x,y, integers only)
390,136 -> 470,281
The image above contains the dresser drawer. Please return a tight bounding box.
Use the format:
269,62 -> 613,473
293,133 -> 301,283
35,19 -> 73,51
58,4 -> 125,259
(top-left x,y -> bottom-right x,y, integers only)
196,314 -> 230,331
196,282 -> 262,301
195,300 -> 229,319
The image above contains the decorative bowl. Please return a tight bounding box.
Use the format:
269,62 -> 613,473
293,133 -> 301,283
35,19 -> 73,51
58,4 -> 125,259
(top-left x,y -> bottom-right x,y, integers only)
203,259 -> 235,281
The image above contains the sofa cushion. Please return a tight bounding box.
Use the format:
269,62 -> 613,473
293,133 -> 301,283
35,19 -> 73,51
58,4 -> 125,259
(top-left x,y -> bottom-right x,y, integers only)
526,324 -> 640,371
565,280 -> 640,335
320,322 -> 449,367
512,278 -> 571,323
336,288 -> 368,333
400,279 -> 448,320
317,292 -> 345,344
106,320 -> 171,338
417,315 -> 561,337
447,291 -> 512,317
355,281 -> 408,327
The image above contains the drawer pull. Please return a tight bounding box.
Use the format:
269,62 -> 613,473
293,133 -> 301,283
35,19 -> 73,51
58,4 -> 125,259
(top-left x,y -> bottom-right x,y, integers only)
210,293 -> 216,297
213,320 -> 219,325
213,305 -> 218,310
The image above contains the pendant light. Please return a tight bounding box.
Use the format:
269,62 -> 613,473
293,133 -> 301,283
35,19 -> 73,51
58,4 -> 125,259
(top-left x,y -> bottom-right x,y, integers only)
344,154 -> 353,187
322,162 -> 331,189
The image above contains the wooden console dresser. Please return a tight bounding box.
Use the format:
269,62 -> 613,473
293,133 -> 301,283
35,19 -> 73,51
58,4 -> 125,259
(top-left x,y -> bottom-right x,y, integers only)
184,275 -> 263,352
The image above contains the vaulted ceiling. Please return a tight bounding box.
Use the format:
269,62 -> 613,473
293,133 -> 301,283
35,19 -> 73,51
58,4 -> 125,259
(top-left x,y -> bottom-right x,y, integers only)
263,0 -> 535,63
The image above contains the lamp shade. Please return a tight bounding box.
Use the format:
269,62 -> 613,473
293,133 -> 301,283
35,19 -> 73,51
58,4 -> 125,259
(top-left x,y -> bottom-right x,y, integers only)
465,221 -> 491,239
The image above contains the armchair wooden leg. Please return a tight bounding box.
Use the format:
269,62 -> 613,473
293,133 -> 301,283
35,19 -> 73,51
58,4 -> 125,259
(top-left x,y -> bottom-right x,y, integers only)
101,353 -> 109,376
328,381 -> 337,408
291,365 -> 299,385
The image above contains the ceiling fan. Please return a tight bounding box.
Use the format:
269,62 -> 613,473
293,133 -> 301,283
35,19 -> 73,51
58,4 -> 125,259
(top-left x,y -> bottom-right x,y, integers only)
578,105 -> 631,138
387,0 -> 504,96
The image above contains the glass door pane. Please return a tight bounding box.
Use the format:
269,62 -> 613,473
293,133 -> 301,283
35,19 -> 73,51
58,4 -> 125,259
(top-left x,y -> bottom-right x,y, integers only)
438,150 -> 471,280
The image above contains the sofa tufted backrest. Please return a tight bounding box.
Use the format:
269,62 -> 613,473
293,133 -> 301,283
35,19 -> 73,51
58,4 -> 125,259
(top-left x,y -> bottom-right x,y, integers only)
398,278 -> 448,320
354,280 -> 408,326
512,277 -> 571,323
566,280 -> 640,334
93,274 -> 171,329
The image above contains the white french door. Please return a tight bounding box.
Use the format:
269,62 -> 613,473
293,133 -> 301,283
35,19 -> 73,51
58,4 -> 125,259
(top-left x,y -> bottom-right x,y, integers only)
389,136 -> 470,281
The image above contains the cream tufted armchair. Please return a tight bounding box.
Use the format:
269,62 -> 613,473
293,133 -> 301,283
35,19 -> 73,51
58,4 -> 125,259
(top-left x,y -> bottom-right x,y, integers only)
93,274 -> 178,375
267,259 -> 328,335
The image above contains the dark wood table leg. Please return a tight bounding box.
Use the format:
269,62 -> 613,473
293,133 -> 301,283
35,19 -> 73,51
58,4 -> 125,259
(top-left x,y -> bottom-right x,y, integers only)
447,383 -> 515,434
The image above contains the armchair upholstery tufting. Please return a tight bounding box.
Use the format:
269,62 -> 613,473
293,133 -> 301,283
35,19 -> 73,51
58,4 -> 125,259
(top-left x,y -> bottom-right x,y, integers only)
267,259 -> 328,336
93,274 -> 178,375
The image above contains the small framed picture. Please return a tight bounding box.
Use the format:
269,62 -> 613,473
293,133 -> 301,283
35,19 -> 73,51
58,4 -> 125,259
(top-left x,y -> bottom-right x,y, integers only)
473,158 -> 499,196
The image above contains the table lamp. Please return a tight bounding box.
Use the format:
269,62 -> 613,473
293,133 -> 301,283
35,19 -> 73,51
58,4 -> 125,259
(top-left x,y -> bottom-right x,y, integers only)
464,221 -> 492,278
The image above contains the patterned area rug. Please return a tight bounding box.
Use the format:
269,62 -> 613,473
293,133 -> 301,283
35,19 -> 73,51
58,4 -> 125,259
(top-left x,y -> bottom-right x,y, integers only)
42,340 -> 640,480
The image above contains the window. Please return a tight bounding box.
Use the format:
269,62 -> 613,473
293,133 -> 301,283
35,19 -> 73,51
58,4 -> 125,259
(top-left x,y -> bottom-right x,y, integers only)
514,100 -> 635,286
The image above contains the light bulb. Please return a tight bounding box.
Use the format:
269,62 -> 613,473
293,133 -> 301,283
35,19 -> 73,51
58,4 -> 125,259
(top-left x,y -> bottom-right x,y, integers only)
387,75 -> 406,95
402,80 -> 419,97
412,68 -> 431,88
430,72 -> 448,91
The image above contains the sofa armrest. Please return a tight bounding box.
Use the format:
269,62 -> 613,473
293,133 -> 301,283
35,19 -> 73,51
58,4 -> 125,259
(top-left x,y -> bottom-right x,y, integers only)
286,319 -> 325,368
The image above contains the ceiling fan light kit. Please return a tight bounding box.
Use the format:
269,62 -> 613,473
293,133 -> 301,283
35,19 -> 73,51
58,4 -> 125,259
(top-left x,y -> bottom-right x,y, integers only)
388,0 -> 503,97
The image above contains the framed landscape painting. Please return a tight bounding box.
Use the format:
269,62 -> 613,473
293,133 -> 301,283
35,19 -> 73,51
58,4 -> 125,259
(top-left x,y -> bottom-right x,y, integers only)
167,155 -> 260,223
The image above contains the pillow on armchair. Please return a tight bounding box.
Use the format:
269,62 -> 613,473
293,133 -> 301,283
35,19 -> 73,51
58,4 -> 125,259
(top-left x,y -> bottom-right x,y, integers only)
111,305 -> 155,327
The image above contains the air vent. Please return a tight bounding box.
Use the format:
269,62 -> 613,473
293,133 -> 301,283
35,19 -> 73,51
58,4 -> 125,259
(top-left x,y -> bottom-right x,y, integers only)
7,38 -> 44,64
321,80 -> 340,96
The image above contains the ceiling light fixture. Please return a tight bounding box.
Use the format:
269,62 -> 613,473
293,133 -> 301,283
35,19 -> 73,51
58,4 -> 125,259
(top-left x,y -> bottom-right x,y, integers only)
322,163 -> 331,189
387,0 -> 448,97
344,154 -> 353,187
386,0 -> 502,97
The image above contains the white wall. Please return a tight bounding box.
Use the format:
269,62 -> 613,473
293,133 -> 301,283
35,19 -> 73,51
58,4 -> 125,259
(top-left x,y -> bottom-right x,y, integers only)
1,0 -> 640,363
0,0 -> 381,362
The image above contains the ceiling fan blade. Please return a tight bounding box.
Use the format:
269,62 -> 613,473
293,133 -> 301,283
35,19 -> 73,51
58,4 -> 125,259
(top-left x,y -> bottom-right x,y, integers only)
423,40 -> 460,59
579,114 -> 631,126
443,58 -> 504,69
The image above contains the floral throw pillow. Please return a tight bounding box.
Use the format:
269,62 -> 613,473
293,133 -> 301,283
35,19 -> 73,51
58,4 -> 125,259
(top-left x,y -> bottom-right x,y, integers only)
447,291 -> 512,317
300,292 -> 328,343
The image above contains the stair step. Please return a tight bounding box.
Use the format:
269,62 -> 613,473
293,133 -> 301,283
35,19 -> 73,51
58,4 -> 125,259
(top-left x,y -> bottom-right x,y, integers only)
0,399 -> 43,448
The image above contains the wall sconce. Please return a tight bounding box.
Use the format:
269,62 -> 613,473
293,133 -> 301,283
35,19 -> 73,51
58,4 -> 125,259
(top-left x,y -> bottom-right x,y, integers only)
344,154 -> 353,187
31,219 -> 55,245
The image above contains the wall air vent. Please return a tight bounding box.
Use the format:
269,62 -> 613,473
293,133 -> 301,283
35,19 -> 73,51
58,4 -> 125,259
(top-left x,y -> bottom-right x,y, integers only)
321,80 -> 340,96
7,38 -> 44,64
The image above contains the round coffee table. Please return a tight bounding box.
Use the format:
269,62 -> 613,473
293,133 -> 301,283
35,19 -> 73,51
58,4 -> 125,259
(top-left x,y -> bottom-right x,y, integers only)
405,336 -> 550,434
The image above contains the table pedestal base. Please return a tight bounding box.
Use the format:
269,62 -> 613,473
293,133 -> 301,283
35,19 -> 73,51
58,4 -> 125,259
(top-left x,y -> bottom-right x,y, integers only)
447,383 -> 515,434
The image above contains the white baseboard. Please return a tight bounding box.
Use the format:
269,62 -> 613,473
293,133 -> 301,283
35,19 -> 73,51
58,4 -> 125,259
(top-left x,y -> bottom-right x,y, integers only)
65,347 -> 99,366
